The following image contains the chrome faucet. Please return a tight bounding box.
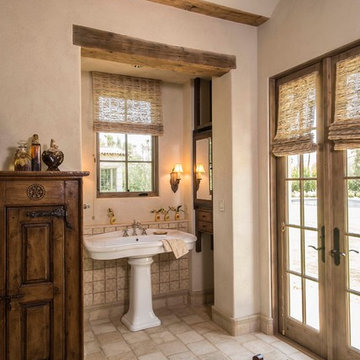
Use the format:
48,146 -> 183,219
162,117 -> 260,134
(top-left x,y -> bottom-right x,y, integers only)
131,220 -> 147,236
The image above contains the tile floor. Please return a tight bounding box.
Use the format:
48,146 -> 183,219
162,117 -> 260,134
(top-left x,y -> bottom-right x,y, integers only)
84,305 -> 316,360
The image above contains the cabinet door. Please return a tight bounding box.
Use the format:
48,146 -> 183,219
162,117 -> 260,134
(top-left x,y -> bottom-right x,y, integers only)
6,207 -> 65,360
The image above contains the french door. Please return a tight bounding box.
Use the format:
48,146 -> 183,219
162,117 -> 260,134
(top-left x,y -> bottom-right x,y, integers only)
276,55 -> 360,359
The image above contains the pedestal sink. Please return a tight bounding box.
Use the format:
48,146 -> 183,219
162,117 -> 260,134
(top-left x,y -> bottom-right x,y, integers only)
84,228 -> 196,331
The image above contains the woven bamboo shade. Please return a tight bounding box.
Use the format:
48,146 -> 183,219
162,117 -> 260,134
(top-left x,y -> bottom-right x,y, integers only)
92,72 -> 163,135
272,71 -> 319,157
329,55 -> 360,150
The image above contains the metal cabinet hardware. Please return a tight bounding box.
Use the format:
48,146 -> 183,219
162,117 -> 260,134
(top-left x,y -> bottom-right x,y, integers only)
349,249 -> 360,254
26,206 -> 72,229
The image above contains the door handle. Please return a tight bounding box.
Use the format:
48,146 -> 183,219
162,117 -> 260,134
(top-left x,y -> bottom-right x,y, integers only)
349,249 -> 359,254
308,226 -> 325,263
331,227 -> 344,266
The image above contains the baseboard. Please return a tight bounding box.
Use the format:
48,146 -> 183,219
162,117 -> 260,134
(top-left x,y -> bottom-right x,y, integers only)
188,289 -> 214,305
211,306 -> 260,336
260,315 -> 274,335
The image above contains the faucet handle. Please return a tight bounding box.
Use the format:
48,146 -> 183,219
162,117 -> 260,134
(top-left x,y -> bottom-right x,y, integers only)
141,227 -> 147,235
123,226 -> 129,237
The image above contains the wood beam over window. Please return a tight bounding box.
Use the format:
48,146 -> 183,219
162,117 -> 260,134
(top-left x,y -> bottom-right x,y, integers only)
145,0 -> 269,26
73,25 -> 236,77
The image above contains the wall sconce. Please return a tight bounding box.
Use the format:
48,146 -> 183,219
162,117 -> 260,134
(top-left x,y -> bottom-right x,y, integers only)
195,164 -> 205,191
170,163 -> 183,193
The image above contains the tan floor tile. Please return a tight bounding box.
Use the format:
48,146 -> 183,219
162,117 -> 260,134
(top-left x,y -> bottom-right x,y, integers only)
168,351 -> 199,360
198,351 -> 229,359
167,321 -> 192,335
271,340 -> 300,355
228,350 -> 254,360
150,330 -> 176,344
182,314 -> 204,325
203,331 -> 234,344
130,340 -> 160,356
159,314 -> 181,326
85,352 -> 106,360
261,349 -> 289,360
92,322 -> 117,335
96,331 -> 125,346
138,352 -> 167,360
84,330 -> 95,342
187,339 -> 217,355
84,341 -> 101,355
102,341 -> 132,357
84,306 -> 313,360
254,332 -> 277,344
233,333 -> 258,344
107,351 -> 137,360
290,351 -> 317,360
191,321 -> 223,335
177,330 -> 204,344
122,330 -> 151,344
145,325 -> 167,334
242,339 -> 275,354
215,341 -> 248,356
158,340 -> 188,356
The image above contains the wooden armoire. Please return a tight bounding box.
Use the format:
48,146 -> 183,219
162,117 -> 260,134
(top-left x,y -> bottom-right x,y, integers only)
0,171 -> 88,360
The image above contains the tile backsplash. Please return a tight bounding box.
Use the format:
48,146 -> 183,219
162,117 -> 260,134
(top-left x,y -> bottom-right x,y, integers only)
83,220 -> 190,308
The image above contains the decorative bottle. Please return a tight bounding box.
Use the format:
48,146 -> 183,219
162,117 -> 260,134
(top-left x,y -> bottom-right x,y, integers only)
30,134 -> 41,171
14,141 -> 31,171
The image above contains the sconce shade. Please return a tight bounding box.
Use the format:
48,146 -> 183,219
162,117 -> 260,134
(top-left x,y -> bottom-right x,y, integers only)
196,164 -> 205,174
170,163 -> 183,193
173,163 -> 183,173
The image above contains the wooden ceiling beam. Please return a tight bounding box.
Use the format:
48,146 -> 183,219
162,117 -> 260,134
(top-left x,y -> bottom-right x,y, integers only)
145,0 -> 269,26
73,25 -> 236,78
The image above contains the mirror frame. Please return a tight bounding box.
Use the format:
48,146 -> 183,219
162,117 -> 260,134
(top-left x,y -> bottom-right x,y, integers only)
193,129 -> 213,209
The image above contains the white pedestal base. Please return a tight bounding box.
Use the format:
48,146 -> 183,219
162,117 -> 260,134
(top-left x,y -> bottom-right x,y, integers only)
121,256 -> 161,331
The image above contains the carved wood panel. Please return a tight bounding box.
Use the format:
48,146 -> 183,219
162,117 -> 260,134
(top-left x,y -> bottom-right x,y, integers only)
6,207 -> 64,360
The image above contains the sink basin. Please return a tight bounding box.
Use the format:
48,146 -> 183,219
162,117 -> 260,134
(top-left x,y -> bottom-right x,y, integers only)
84,228 -> 196,332
84,228 -> 196,260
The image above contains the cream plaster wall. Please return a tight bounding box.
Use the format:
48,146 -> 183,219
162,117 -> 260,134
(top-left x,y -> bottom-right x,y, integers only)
258,0 -> 360,319
0,0 -> 259,322
81,72 -> 188,225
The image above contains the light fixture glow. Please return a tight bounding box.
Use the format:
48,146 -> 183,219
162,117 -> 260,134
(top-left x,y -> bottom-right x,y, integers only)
170,163 -> 183,193
195,163 -> 205,191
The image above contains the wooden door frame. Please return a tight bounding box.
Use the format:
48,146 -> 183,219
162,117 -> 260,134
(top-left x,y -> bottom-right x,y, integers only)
269,39 -> 360,360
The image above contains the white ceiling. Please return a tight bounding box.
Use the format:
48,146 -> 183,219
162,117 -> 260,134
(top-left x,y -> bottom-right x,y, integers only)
201,0 -> 280,18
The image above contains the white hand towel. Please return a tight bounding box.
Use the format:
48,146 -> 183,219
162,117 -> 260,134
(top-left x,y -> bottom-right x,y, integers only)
162,239 -> 189,259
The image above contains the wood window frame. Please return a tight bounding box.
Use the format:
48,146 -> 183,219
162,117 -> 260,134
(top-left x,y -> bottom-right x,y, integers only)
269,39 -> 360,339
96,132 -> 159,198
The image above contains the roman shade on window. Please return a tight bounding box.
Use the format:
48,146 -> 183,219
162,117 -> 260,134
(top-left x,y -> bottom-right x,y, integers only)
272,71 -> 319,157
92,72 -> 163,136
329,54 -> 360,150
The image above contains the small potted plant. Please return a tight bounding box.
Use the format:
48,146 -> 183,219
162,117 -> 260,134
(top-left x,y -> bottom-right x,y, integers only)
163,207 -> 171,221
170,205 -> 184,220
150,208 -> 164,222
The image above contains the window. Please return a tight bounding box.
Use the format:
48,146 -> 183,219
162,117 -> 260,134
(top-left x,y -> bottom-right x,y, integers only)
97,132 -> 158,197
92,72 -> 162,197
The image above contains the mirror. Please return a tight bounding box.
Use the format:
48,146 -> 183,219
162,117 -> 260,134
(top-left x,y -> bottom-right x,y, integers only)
194,131 -> 212,202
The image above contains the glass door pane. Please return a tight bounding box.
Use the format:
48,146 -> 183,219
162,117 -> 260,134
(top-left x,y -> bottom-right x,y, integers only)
346,150 -> 360,352
284,152 -> 321,334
